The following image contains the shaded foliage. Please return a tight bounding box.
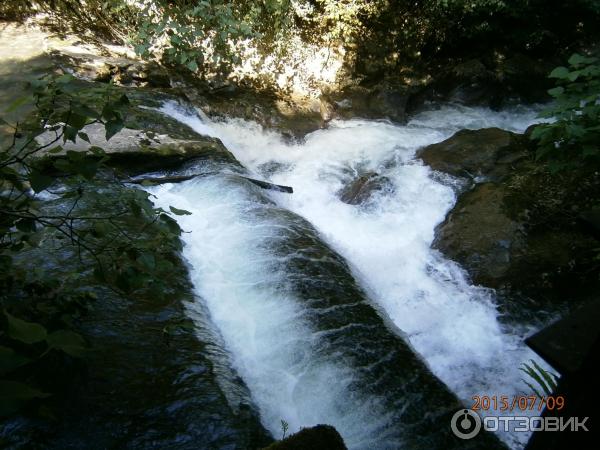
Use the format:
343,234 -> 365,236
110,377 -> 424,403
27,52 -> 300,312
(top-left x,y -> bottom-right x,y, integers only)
1,75 -> 188,417
6,1 -> 598,84
531,53 -> 600,172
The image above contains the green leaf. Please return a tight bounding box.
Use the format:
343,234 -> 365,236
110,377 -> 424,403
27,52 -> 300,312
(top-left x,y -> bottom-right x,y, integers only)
55,73 -> 75,84
89,146 -> 105,156
64,125 -> 78,143
568,53 -> 597,67
529,125 -> 547,140
78,132 -> 90,143
531,359 -> 558,394
0,380 -> 49,416
72,103 -> 100,119
116,94 -> 130,107
134,44 -> 148,55
46,330 -> 87,357
75,157 -> 99,179
105,119 -> 124,140
160,214 -> 181,234
53,159 -> 72,172
67,113 -> 87,130
15,218 -> 36,233
0,346 -> 32,375
4,312 -> 47,344
92,222 -> 109,237
549,66 -> 569,79
169,206 -> 192,215
568,53 -> 586,67
29,171 -> 54,192
548,86 -> 564,97
187,60 -> 198,72
520,362 -> 551,395
128,199 -> 143,217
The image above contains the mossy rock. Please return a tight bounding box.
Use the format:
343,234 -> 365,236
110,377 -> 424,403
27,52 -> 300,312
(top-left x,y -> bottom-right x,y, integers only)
427,128 -> 600,313
418,127 -> 530,181
106,139 -> 241,175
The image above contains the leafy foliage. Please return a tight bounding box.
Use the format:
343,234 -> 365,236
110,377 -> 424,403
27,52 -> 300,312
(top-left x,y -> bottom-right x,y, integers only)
7,1 -> 600,89
520,359 -> 559,397
1,75 -> 186,417
0,0 -> 35,20
531,53 -> 600,172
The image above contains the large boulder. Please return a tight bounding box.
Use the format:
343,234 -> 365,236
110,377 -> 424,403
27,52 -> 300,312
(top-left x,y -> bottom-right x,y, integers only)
179,84 -> 324,140
35,122 -> 240,175
51,50 -> 171,88
322,82 -> 416,123
422,128 -> 600,314
418,127 -> 528,181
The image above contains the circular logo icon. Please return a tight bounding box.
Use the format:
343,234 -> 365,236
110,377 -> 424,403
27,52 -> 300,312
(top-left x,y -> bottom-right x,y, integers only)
450,409 -> 482,440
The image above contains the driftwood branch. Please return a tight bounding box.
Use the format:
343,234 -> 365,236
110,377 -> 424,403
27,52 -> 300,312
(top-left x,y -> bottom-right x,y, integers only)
127,174 -> 293,194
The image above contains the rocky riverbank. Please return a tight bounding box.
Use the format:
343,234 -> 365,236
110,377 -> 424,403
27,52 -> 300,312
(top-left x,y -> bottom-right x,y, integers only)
2,16 -> 598,450
418,128 -> 599,321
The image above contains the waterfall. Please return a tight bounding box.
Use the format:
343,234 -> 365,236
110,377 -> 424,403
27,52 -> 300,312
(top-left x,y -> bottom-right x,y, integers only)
149,102 -> 549,449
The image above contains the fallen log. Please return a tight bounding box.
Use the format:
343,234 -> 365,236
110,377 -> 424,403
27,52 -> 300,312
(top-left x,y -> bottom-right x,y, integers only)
242,176 -> 293,193
127,173 -> 293,193
127,174 -> 198,185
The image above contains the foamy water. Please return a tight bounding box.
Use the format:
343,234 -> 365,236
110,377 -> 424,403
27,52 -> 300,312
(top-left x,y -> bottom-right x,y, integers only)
152,102 -> 551,448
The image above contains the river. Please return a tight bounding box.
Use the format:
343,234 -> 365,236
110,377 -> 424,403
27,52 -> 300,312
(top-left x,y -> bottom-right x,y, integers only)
148,101 -> 549,449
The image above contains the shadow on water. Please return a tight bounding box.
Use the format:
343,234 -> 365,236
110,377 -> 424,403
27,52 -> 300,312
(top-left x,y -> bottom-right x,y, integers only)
0,183 -> 272,449
0,25 -> 273,445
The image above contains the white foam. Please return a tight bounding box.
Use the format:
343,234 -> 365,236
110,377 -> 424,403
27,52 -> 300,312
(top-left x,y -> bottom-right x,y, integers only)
149,177 -> 398,449
157,102 -> 552,449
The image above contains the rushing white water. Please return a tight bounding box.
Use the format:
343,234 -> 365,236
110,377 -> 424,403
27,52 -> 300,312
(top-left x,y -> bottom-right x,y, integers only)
150,175 -> 409,449
153,102 -> 551,449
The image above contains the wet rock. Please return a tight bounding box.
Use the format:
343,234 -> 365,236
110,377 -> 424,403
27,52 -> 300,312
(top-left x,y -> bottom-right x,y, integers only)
338,172 -> 393,205
433,182 -> 523,287
180,85 -> 323,140
419,54 -> 555,109
418,127 -> 529,181
36,121 -> 240,175
424,128 -> 600,315
324,83 -> 414,123
263,425 -> 347,450
1,180 -> 271,449
52,50 -> 171,88
233,180 -> 505,449
319,96 -> 335,123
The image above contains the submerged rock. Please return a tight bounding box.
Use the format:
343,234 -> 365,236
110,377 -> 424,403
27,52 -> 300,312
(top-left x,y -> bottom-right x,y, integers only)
264,425 -> 347,450
338,171 -> 393,205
